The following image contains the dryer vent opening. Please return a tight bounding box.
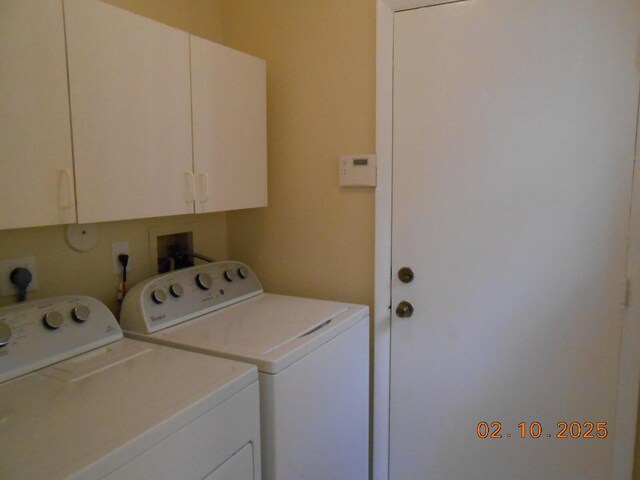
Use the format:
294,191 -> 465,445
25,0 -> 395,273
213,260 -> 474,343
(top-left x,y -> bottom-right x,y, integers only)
157,232 -> 193,273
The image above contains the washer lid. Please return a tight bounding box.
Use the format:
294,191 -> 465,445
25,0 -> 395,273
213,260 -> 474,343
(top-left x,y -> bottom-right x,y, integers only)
149,293 -> 369,374
0,338 -> 257,480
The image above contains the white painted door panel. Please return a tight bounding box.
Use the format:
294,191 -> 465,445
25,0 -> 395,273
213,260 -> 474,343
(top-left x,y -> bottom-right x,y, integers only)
0,0 -> 76,230
391,1 -> 640,479
191,37 -> 267,213
65,0 -> 193,223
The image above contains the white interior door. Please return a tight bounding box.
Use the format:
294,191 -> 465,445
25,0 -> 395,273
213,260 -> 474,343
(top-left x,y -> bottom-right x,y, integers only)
390,1 -> 640,479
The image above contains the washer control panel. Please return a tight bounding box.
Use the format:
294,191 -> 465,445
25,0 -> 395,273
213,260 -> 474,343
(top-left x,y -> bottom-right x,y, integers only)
120,261 -> 263,334
0,296 -> 122,383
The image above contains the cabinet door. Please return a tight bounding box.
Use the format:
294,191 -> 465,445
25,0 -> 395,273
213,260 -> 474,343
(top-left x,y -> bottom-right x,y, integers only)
191,37 -> 267,213
0,0 -> 76,230
64,0 -> 194,224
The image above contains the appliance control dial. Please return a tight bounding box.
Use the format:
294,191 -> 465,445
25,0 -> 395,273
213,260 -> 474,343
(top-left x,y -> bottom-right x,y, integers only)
72,305 -> 91,323
196,273 -> 212,290
169,283 -> 184,298
151,289 -> 167,304
237,267 -> 249,279
43,311 -> 64,330
0,321 -> 12,347
223,270 -> 236,282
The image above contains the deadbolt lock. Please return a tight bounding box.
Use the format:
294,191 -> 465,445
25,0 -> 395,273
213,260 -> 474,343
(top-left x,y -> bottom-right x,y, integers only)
398,267 -> 414,284
395,301 -> 414,318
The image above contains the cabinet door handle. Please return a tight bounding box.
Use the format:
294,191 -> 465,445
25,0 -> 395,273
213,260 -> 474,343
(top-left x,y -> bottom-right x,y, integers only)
58,169 -> 74,209
185,172 -> 195,202
197,173 -> 209,203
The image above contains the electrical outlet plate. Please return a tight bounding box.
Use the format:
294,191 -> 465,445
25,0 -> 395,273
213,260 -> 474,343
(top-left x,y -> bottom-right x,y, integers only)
112,241 -> 130,275
0,257 -> 38,297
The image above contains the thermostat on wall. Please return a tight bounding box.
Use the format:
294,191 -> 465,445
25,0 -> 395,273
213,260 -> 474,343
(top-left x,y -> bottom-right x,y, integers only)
339,154 -> 377,187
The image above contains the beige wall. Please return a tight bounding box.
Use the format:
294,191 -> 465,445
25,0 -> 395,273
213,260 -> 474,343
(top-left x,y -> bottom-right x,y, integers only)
219,5 -> 377,467
0,1 -> 227,314
221,0 -> 376,310
0,214 -> 227,313
102,0 -> 223,43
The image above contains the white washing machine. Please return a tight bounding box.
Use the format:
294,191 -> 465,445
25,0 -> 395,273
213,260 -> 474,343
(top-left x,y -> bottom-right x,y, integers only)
120,261 -> 369,480
0,295 -> 262,480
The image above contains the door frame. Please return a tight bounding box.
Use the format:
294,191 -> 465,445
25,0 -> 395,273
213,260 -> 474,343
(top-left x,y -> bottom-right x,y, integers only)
373,1 -> 640,479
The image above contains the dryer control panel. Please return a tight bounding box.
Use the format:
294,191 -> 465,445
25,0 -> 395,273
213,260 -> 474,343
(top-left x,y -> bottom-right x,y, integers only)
120,261 -> 263,334
0,296 -> 122,383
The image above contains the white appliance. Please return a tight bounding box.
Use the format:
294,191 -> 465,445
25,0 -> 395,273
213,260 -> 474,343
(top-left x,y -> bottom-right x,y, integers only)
120,261 -> 370,480
0,295 -> 262,480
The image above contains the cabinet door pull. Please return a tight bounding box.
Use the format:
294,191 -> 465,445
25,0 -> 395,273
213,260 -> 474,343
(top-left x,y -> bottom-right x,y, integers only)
197,173 -> 209,203
58,169 -> 74,209
185,172 -> 195,202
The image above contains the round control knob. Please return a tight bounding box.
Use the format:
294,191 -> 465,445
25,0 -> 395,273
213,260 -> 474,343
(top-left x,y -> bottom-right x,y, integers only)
43,311 -> 64,330
71,305 -> 91,323
151,289 -> 167,304
237,267 -> 249,279
223,270 -> 236,282
0,321 -> 12,348
196,273 -> 212,290
169,283 -> 184,298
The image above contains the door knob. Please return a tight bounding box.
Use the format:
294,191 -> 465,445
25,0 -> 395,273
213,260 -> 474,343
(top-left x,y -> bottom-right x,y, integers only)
395,301 -> 414,318
398,267 -> 414,283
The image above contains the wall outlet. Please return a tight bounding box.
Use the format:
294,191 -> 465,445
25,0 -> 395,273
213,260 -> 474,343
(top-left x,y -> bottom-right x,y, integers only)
112,241 -> 130,275
0,257 -> 38,297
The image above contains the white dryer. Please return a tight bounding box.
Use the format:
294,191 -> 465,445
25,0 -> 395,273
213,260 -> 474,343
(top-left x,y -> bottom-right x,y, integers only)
121,261 -> 369,480
0,295 -> 262,480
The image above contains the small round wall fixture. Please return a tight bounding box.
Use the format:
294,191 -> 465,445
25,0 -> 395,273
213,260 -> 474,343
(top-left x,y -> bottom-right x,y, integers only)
65,224 -> 100,252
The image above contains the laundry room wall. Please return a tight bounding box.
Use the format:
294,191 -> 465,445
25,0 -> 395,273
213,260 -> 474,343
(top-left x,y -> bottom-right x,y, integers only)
219,6 -> 376,469
102,0 -> 223,42
0,214 -> 227,314
220,0 -> 376,310
0,1 -> 228,314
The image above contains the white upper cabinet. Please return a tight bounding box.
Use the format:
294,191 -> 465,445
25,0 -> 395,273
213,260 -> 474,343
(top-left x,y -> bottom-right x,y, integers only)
191,36 -> 268,213
0,0 -> 267,230
0,0 -> 76,230
64,0 -> 194,224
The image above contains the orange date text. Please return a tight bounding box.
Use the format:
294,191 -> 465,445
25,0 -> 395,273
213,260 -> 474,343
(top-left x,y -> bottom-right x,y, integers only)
476,421 -> 608,439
